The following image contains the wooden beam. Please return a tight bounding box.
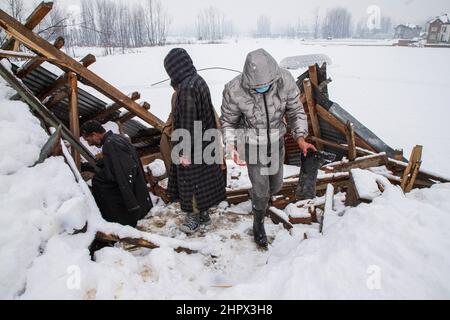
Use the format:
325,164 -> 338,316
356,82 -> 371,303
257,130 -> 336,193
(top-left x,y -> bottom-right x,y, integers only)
1,2 -> 53,51
16,36 -> 64,78
345,121 -> 357,161
324,153 -> 389,173
87,91 -> 141,123
303,79 -> 323,150
315,103 -> 377,152
401,145 -> 423,192
68,72 -> 80,169
0,61 -> 98,169
118,101 -> 151,124
309,136 -> 372,157
0,49 -> 41,60
0,10 -> 165,130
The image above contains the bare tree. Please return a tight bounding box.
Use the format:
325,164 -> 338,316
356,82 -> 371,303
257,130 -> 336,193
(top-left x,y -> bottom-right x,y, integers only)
144,0 -> 171,46
321,7 -> 352,39
80,0 -> 98,46
5,0 -> 24,22
256,15 -> 271,38
312,7 -> 320,39
95,0 -> 117,55
196,7 -> 225,42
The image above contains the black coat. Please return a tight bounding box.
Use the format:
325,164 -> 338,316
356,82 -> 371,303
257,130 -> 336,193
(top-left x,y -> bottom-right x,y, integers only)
164,48 -> 226,213
92,131 -> 152,227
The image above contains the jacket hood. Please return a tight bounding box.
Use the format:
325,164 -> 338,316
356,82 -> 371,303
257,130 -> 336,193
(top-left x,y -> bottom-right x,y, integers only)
164,48 -> 197,86
241,48 -> 280,89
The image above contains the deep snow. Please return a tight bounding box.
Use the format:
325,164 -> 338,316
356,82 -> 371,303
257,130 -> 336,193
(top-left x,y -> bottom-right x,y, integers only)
2,39 -> 450,300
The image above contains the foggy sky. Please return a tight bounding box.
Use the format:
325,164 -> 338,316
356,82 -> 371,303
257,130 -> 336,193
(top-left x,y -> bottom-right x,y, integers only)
12,0 -> 450,35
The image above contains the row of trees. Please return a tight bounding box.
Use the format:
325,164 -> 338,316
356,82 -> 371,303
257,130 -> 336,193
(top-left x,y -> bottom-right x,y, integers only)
254,7 -> 394,39
1,1 -> 396,54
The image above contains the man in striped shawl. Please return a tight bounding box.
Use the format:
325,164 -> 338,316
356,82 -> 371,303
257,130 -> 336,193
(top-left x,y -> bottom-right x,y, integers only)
164,48 -> 226,234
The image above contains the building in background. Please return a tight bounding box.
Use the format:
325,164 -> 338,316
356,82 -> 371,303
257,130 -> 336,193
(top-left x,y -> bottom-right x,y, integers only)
426,14 -> 450,43
394,24 -> 421,39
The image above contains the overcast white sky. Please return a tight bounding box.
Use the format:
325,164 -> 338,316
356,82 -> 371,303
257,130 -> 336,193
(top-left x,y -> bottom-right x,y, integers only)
14,0 -> 450,35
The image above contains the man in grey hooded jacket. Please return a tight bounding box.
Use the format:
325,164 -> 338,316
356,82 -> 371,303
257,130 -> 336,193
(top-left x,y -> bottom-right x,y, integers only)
220,48 -> 316,248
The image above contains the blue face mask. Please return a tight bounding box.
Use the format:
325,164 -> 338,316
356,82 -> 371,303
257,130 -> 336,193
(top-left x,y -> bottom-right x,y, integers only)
255,85 -> 270,93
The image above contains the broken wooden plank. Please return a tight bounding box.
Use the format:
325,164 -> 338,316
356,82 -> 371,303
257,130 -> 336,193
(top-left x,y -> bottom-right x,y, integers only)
324,153 -> 388,173
345,121 -> 357,161
16,36 -> 64,78
401,145 -> 423,192
0,10 -> 165,130
1,2 -> 53,51
268,207 -> 293,230
303,79 -> 323,150
95,231 -> 197,254
0,61 -> 98,169
68,72 -> 80,169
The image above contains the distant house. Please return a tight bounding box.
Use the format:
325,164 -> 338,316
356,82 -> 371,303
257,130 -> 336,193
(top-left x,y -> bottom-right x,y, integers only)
394,24 -> 421,39
426,14 -> 450,43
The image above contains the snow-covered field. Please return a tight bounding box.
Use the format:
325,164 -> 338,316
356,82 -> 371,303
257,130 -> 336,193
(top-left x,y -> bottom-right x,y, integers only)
1,39 -> 450,300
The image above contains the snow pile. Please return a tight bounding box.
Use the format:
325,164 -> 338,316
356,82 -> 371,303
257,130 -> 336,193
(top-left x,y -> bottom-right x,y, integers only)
351,168 -> 391,201
146,159 -> 166,177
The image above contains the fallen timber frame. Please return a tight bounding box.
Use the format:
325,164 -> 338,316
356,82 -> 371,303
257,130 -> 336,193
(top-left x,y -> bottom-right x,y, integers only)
0,61 -> 98,169
0,9 -> 165,130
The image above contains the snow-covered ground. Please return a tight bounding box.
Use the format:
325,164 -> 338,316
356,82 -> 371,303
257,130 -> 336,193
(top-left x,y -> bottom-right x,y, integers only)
2,39 -> 450,300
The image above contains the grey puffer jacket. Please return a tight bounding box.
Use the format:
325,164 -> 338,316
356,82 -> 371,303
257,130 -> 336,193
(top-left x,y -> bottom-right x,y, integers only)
220,48 -> 308,146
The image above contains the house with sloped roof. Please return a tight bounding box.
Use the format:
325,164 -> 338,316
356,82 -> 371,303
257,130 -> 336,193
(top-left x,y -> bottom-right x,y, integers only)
426,14 -> 450,43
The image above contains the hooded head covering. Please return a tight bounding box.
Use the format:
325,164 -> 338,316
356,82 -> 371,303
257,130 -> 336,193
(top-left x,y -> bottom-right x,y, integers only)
241,48 -> 280,89
164,48 -> 197,86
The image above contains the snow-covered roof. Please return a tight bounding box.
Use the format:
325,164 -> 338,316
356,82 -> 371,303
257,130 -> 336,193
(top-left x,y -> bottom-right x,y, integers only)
428,14 -> 449,24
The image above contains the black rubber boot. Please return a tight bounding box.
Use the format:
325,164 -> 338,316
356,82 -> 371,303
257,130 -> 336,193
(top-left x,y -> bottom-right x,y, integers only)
253,210 -> 268,248
296,151 -> 321,201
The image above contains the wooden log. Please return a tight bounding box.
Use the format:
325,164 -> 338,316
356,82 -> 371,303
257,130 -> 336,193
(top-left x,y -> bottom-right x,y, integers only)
118,101 -> 151,124
1,1 -> 53,51
68,72 -> 80,169
16,36 -> 64,78
303,79 -> 323,150
394,149 -> 404,161
324,153 -> 388,173
268,207 -> 293,230
401,145 -> 423,192
315,103 -> 377,152
88,91 -> 141,123
345,121 -> 357,161
0,61 -> 98,169
0,10 -> 165,130
95,231 -> 197,254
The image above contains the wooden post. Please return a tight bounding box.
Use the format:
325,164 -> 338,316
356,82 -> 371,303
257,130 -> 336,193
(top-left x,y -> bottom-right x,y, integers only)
394,149 -> 403,161
303,79 -> 323,150
401,145 -> 423,192
345,121 -> 357,161
68,72 -> 80,169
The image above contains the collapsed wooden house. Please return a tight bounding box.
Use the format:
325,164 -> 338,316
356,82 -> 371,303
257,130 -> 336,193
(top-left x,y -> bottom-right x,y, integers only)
1,3 -> 449,239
